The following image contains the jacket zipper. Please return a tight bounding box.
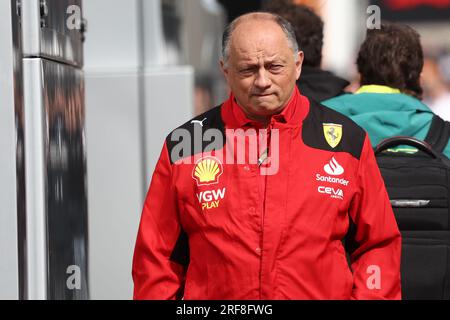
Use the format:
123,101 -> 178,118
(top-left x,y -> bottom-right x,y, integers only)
259,122 -> 273,299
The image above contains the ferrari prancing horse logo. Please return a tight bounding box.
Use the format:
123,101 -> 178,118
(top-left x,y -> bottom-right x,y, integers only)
323,123 -> 343,148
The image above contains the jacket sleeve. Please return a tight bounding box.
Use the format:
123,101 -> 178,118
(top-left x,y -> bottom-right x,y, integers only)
132,142 -> 187,300
347,134 -> 402,300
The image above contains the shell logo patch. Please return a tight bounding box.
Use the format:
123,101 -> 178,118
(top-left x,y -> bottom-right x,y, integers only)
323,123 -> 343,149
192,157 -> 223,186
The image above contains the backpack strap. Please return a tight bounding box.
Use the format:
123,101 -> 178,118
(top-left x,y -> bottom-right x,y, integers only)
424,115 -> 450,153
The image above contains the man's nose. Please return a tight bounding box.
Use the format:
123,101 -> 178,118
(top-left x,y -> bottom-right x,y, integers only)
254,68 -> 271,89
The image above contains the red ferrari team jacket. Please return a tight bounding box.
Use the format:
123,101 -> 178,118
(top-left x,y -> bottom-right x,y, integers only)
133,87 -> 402,300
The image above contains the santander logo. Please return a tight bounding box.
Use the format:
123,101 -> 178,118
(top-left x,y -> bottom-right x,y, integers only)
324,157 -> 344,176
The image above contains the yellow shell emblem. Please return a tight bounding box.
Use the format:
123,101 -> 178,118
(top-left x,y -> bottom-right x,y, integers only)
323,123 -> 343,148
192,157 -> 223,186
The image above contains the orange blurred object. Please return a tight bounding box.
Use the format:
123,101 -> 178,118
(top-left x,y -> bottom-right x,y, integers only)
385,0 -> 450,10
292,0 -> 326,14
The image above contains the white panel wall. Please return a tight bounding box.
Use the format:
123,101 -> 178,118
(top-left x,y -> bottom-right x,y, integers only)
83,0 -> 193,299
84,0 -> 140,70
85,72 -> 143,300
322,0 -> 366,79
143,66 -> 194,184
0,0 -> 19,300
84,0 -> 142,300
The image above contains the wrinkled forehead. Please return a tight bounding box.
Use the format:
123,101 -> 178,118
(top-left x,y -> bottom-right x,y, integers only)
229,20 -> 293,62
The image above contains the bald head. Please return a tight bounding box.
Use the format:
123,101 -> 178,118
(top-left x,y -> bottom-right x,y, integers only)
219,12 -> 304,124
221,12 -> 300,65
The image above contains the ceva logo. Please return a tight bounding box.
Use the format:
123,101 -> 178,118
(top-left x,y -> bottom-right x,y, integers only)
324,157 -> 344,176
318,186 -> 344,200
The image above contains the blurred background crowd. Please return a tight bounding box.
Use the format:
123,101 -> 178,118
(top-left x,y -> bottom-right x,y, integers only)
162,0 -> 450,118
2,0 -> 450,300
83,0 -> 450,300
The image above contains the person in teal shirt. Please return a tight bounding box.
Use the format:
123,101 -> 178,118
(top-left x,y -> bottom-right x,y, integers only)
323,22 -> 450,158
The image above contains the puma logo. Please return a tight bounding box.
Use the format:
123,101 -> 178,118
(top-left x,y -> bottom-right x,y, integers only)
191,118 -> 207,127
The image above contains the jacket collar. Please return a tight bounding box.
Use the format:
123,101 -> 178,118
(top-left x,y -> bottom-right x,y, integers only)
356,85 -> 401,94
297,66 -> 350,102
222,86 -> 309,129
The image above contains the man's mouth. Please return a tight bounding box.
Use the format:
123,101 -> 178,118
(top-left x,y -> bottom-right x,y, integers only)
253,93 -> 273,97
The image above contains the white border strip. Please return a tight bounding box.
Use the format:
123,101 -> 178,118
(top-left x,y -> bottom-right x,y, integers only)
23,58 -> 47,300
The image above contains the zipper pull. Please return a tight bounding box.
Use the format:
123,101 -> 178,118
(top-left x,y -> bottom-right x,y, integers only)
258,148 -> 269,167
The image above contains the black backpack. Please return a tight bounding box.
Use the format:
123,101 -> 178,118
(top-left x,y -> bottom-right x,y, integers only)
374,115 -> 450,300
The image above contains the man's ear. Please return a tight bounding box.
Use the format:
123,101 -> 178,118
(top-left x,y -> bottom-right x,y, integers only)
295,51 -> 304,80
220,60 -> 229,79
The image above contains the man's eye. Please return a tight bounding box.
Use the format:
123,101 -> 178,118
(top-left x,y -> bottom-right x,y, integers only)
269,65 -> 283,72
239,68 -> 254,75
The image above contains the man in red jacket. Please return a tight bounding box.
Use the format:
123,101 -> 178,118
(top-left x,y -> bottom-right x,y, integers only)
132,12 -> 402,300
